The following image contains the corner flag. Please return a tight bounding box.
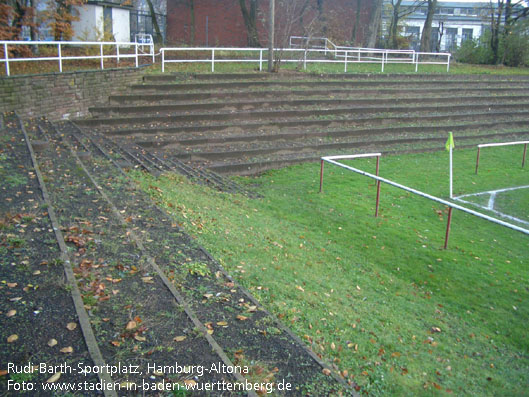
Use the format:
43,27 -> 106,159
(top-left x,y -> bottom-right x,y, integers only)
445,132 -> 455,151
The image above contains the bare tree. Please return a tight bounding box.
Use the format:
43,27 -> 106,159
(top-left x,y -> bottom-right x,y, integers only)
351,0 -> 363,45
239,0 -> 260,47
386,0 -> 426,49
365,0 -> 383,48
419,0 -> 437,52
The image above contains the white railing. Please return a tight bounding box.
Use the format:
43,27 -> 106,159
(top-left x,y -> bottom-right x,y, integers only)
1,40 -> 155,76
160,47 -> 451,73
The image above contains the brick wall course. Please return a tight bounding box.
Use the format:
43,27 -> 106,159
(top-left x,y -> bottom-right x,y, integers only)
0,67 -> 144,121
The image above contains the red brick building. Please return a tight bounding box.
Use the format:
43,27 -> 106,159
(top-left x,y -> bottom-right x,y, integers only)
167,0 -> 374,47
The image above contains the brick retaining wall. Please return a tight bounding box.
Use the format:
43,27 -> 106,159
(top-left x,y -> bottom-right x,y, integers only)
0,67 -> 144,121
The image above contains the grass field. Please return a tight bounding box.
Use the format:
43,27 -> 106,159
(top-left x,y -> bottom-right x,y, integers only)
133,145 -> 528,395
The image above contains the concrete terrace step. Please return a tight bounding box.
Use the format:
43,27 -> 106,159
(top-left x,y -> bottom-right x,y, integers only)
91,94 -> 529,117
199,130 -> 529,175
109,86 -> 529,105
94,110 -> 529,139
130,79 -> 529,93
78,102 -> 529,128
135,119 -> 529,150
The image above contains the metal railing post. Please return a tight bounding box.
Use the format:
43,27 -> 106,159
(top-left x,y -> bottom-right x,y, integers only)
344,51 -> 348,73
475,147 -> 481,174
304,50 -> 307,70
3,43 -> 9,76
523,143 -> 527,168
319,160 -> 324,193
211,49 -> 215,72
151,43 -> 155,63
259,49 -> 263,71
161,49 -> 165,73
447,54 -> 451,72
116,44 -> 120,64
444,207 -> 453,249
381,51 -> 386,72
135,43 -> 139,67
58,43 -> 62,72
375,156 -> 381,217
100,43 -> 104,70
415,52 -> 419,72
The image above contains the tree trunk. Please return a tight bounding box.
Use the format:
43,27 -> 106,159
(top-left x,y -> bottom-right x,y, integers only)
420,0 -> 437,52
189,0 -> 195,45
351,0 -> 362,45
388,1 -> 402,49
239,0 -> 260,47
365,0 -> 383,48
145,0 -> 163,44
490,0 -> 504,64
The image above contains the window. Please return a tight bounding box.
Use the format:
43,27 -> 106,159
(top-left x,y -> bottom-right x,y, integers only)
462,28 -> 473,42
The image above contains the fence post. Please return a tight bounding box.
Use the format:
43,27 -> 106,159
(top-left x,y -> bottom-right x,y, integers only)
344,51 -> 348,73
211,49 -> 215,72
116,44 -> 120,64
475,147 -> 481,174
381,51 -> 385,72
319,159 -> 324,193
447,54 -> 451,72
375,156 -> 381,217
325,38 -> 328,55
3,43 -> 9,76
415,52 -> 419,72
151,43 -> 155,63
523,143 -> 527,168
100,43 -> 104,70
444,207 -> 453,249
161,49 -> 165,73
304,50 -> 307,70
58,43 -> 62,73
259,49 -> 263,71
135,43 -> 139,67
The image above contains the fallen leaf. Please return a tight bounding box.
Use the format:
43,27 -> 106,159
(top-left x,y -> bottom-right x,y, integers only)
296,285 -> 305,292
236,315 -> 248,321
126,321 -> 137,330
60,346 -> 73,354
7,334 -> 18,343
173,336 -> 187,342
134,335 -> 146,342
46,372 -> 61,383
48,339 -> 58,347
0,369 -> 7,376
141,277 -> 154,284
184,380 -> 196,387
322,368 -> 331,376
247,305 -> 257,313
6,310 -> 16,317
66,322 -> 77,331
217,321 -> 228,327
7,283 -> 17,288
431,327 -> 442,333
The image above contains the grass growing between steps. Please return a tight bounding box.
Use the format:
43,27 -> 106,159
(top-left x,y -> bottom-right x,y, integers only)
147,61 -> 529,75
132,146 -> 528,396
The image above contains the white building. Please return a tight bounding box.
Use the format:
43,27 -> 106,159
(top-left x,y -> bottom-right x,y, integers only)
383,1 -> 493,52
72,0 -> 132,42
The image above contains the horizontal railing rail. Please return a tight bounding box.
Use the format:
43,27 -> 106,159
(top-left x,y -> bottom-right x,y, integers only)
1,40 -> 155,76
160,46 -> 451,73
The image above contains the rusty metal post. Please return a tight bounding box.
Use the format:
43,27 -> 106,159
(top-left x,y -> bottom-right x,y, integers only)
375,156 -> 381,217
319,159 -> 324,193
475,147 -> 481,174
523,143 -> 527,168
444,207 -> 453,249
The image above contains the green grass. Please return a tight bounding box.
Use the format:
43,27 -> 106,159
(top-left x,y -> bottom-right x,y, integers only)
494,187 -> 529,222
132,146 -> 528,396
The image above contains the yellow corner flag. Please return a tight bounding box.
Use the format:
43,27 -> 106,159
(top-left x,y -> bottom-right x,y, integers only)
445,132 -> 455,151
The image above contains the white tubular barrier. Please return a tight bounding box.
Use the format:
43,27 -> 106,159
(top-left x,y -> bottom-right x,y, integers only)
160,47 -> 451,73
320,155 -> 529,242
475,140 -> 528,174
1,40 -> 155,76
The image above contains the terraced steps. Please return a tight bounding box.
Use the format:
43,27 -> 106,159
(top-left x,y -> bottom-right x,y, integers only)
77,72 -> 529,176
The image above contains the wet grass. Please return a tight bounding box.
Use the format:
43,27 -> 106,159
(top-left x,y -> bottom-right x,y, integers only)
133,145 -> 529,396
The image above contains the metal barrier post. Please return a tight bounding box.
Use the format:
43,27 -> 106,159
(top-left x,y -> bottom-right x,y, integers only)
415,53 -> 419,72
375,156 -> 381,217
319,160 -> 324,193
211,49 -> 215,72
447,54 -> 451,72
117,44 -> 120,64
475,147 -> 481,174
381,51 -> 386,72
161,49 -> 164,72
344,51 -> 348,73
304,50 -> 307,70
100,43 -> 104,70
259,49 -> 263,71
523,143 -> 527,168
151,43 -> 155,63
135,43 -> 139,67
444,207 -> 453,249
58,43 -> 62,72
3,43 -> 8,76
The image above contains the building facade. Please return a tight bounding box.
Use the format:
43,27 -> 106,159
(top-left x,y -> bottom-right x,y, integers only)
383,1 -> 492,52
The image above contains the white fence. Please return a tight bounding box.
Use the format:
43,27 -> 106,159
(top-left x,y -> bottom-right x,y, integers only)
160,47 -> 451,73
1,40 -> 155,76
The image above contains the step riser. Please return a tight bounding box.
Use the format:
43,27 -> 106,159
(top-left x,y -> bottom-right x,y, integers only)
137,120 -> 529,149
82,103 -> 529,128
93,95 -> 529,117
110,87 -> 529,105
